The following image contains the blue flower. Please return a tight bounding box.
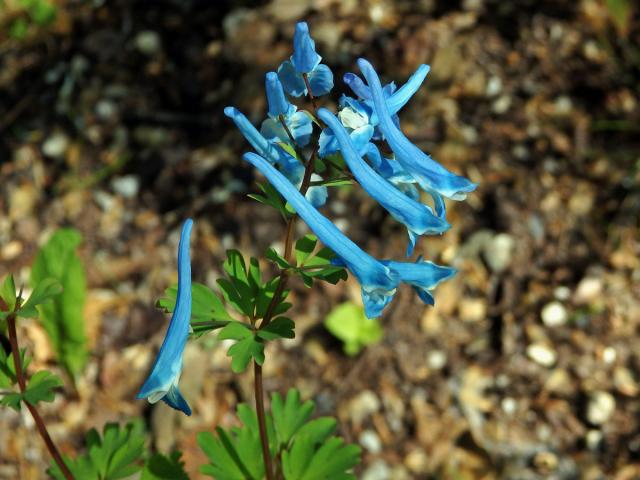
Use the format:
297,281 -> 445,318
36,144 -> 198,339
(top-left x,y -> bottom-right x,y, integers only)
242,151 -> 398,318
318,96 -> 374,158
343,64 -> 430,125
358,58 -> 477,201
137,219 -> 194,416
382,258 -> 456,306
318,108 -> 449,255
278,22 -> 333,97
260,72 -> 313,147
224,106 -> 327,207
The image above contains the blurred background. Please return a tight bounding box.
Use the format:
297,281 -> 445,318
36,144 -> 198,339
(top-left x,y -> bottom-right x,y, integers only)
1,0 -> 639,478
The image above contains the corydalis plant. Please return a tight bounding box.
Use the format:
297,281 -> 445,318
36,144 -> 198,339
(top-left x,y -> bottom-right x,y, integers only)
136,20 -> 476,480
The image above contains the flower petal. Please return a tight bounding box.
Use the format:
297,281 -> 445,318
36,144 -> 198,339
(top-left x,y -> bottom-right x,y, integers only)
265,71 -> 294,118
242,152 -> 397,318
307,63 -> 333,96
278,60 -> 307,97
288,111 -> 313,147
359,58 -> 477,200
382,259 -> 456,306
292,22 -> 321,73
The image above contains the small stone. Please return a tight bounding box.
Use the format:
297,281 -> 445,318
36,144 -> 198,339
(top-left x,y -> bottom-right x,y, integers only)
602,347 -> 616,364
587,391 -> 615,425
492,95 -> 511,114
134,30 -> 162,55
614,367 -> 639,396
96,99 -> 118,121
426,350 -> 447,370
485,76 -> 502,96
501,397 -> 517,415
1,241 -> 22,260
541,301 -> 568,327
359,430 -> 382,454
533,451 -> 559,474
42,132 -> 69,158
553,286 -> 571,301
362,460 -> 390,480
404,449 -> 428,474
574,277 -> 603,305
527,343 -> 557,367
459,298 -> 486,322
111,175 -> 140,199
348,390 -> 381,425
483,233 -> 515,273
586,429 -> 603,450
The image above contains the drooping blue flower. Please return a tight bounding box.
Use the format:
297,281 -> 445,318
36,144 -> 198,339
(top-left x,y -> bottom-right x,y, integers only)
358,58 -> 477,201
343,64 -> 430,125
260,72 -> 313,147
318,96 -> 374,158
224,106 -> 327,207
242,151 -> 398,318
278,22 -> 333,97
318,108 -> 449,255
137,219 -> 194,415
381,258 -> 456,306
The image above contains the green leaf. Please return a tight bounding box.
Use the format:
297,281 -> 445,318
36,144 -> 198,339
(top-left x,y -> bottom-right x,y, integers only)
0,274 -> 16,312
218,323 -> 264,373
29,0 -> 57,24
0,348 -> 30,388
295,235 -> 318,267
22,370 -> 62,405
248,182 -> 291,220
606,0 -> 632,36
198,427 -> 262,480
324,303 -> 382,356
257,317 -> 295,341
265,248 -> 292,270
271,390 -> 314,448
48,421 -> 146,480
157,282 -> 233,326
18,278 -> 63,319
142,452 -> 189,480
29,228 -> 87,376
283,436 -> 360,480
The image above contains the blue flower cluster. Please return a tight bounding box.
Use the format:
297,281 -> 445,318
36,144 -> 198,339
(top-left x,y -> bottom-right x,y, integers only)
228,21 -> 476,318
138,22 -> 477,415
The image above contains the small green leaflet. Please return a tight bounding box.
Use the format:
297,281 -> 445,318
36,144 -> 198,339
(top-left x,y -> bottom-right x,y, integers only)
248,182 -> 293,220
324,302 -> 382,356
218,322 -> 265,373
142,452 -> 189,480
48,421 -> 146,480
30,228 -> 87,376
293,236 -> 348,288
0,274 -> 17,312
271,389 -> 314,448
18,278 -> 64,319
217,250 -> 291,320
0,348 -> 30,388
282,436 -> 361,480
0,370 -> 62,411
157,282 -> 233,334
256,317 -> 295,341
198,406 -> 269,480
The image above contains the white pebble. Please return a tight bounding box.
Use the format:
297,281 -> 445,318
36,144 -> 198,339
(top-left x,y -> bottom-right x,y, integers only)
42,132 -> 69,158
541,301 -> 568,327
427,350 -> 447,370
587,391 -> 615,425
359,430 -> 382,454
527,343 -> 557,367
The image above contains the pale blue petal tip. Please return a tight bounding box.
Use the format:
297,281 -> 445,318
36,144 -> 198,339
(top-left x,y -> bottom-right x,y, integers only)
307,64 -> 334,96
163,385 -> 192,416
278,60 -> 307,97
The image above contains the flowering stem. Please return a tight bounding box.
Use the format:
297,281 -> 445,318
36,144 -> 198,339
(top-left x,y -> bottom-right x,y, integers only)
1,297 -> 74,480
302,73 -> 318,112
253,149 -> 316,479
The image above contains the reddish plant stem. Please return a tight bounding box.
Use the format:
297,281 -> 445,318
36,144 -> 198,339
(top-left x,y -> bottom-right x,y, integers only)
253,146 -> 317,480
3,302 -> 74,480
302,73 -> 318,112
